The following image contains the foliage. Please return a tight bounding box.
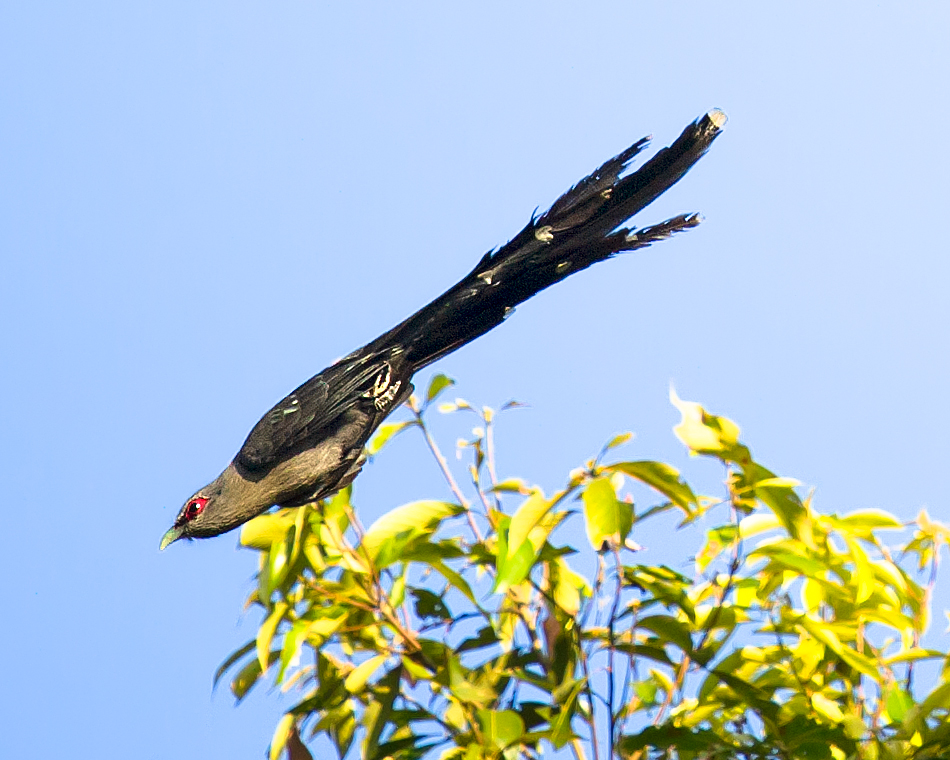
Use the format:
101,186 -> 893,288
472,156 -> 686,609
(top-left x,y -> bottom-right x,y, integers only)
216,375 -> 950,760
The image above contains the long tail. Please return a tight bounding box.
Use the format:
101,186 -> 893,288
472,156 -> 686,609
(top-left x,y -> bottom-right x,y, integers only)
369,109 -> 726,371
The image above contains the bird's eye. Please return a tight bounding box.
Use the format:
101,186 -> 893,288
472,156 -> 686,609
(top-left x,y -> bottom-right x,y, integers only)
184,497 -> 209,521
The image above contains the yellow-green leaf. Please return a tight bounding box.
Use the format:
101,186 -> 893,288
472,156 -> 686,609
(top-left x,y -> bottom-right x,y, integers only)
269,714 -> 295,760
367,421 -> 414,456
257,602 -> 288,673
582,477 -> 632,551
241,509 -> 297,550
477,709 -> 524,749
811,693 -> 844,723
608,460 -> 697,510
425,373 -> 456,404
361,501 -> 461,560
507,491 -> 553,556
670,389 -> 745,461
344,654 -> 388,693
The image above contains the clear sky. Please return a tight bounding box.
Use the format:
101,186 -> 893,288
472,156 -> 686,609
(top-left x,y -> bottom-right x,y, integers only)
2,2 -> 949,757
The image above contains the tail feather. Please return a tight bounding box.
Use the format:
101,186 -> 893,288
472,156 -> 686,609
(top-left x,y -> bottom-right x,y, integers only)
369,110 -> 726,371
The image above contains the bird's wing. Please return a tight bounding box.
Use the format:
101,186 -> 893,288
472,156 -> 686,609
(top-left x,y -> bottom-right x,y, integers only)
235,348 -> 409,471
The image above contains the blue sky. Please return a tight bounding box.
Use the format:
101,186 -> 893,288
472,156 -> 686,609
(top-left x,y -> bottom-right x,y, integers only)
2,2 -> 949,757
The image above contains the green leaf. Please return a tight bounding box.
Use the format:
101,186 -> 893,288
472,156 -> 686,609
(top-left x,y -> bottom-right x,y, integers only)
548,678 -> 586,749
214,639 -> 256,691
670,389 -> 747,462
886,686 -> 914,722
430,560 -> 478,606
363,665 -> 402,760
269,713 -> 295,760
883,648 -> 944,666
750,544 -> 826,576
494,535 -> 537,594
843,535 -> 874,604
477,709 -> 524,750
743,462 -> 813,544
446,656 -> 495,706
548,556 -> 589,616
619,726 -> 723,755
811,692 -> 844,723
260,533 -> 291,601
344,654 -> 388,693
367,420 -> 415,456
833,509 -> 904,532
637,615 -> 694,654
494,493 -> 562,592
361,501 -> 462,561
457,626 -> 500,654
738,513 -> 780,538
603,432 -> 633,451
276,621 -> 308,684
412,588 -> 451,621
490,478 -> 530,494
401,655 -> 435,681
241,509 -> 297,550
582,477 -> 632,551
257,602 -> 288,674
231,650 -> 278,701
425,373 -> 456,404
507,491 -> 554,557
607,460 -> 697,510
635,680 -> 658,704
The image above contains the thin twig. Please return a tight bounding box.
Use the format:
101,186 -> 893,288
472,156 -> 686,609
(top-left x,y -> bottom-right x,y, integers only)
607,547 -> 624,759
409,397 -> 484,543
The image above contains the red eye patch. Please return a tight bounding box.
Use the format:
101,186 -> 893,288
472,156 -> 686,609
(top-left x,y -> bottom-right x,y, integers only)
183,497 -> 209,522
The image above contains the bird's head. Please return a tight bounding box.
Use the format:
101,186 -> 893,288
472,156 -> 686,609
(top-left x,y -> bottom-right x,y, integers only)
160,465 -> 273,549
160,485 -> 231,549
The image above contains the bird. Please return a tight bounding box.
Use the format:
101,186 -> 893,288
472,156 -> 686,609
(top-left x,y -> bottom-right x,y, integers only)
160,109 -> 727,550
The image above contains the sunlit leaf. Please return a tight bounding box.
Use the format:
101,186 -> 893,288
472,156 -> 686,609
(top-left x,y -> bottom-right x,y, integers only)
446,656 -> 495,706
269,713 -> 295,760
582,477 -> 632,551
635,680 -> 658,704
607,460 -> 697,510
490,478 -> 530,494
604,432 -> 633,451
344,654 -> 388,693
548,556 -> 589,616
439,397 -> 472,414
739,513 -> 781,538
425,373 -> 456,404
366,420 -> 415,456
361,501 -> 462,561
495,493 -> 563,593
834,509 -> 904,532
241,508 -> 297,550
507,491 -> 553,556
811,693 -> 844,723
277,621 -> 308,685
843,535 -> 874,604
477,709 -> 524,749
883,648 -> 944,666
886,686 -> 914,722
257,602 -> 288,674
670,389 -> 746,462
